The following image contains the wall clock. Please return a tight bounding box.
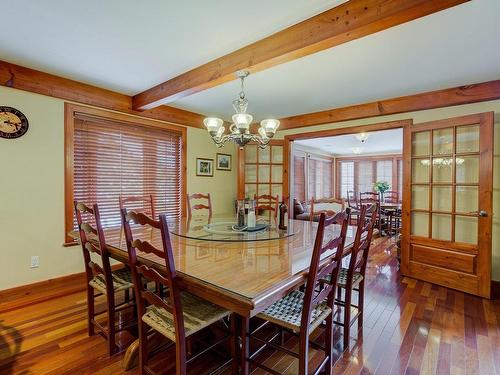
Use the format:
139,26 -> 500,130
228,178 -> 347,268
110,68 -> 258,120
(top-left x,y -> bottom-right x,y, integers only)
0,106 -> 29,139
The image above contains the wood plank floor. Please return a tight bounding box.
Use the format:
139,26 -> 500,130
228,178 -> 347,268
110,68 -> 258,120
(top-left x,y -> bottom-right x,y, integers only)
1,237 -> 499,374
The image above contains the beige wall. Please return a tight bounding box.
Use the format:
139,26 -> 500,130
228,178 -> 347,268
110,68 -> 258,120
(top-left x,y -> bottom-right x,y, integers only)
278,100 -> 500,281
0,86 -> 237,290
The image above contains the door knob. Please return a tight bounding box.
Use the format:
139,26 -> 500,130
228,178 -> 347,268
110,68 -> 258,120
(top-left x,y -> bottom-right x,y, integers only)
469,210 -> 488,217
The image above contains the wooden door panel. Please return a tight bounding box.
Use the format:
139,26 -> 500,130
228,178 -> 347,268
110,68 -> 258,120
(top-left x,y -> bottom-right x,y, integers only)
408,261 -> 479,295
410,244 -> 475,274
402,112 -> 493,298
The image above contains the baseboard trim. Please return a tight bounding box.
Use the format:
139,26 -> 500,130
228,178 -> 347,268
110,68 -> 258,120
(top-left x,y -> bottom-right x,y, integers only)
0,264 -> 123,312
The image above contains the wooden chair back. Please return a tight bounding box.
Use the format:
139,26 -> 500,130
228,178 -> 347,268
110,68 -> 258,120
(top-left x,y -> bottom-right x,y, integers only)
309,197 -> 345,222
347,190 -> 359,209
301,209 -> 350,332
254,194 -> 279,218
74,201 -> 113,294
119,194 -> 156,220
383,191 -> 399,203
346,204 -> 377,281
359,191 -> 380,206
121,210 -> 186,347
187,193 -> 212,219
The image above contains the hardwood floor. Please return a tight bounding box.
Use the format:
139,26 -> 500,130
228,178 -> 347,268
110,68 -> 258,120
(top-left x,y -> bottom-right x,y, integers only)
1,237 -> 499,374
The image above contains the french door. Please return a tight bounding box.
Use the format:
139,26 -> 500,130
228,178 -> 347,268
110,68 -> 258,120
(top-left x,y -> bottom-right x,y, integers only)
401,112 -> 494,298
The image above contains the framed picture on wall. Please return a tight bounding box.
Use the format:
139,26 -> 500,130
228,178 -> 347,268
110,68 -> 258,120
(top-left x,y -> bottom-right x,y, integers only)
216,153 -> 232,171
196,158 -> 214,177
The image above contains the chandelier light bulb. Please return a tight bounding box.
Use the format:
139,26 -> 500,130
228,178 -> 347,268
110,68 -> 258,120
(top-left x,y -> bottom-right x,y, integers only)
260,119 -> 280,133
203,117 -> 223,132
232,113 -> 253,129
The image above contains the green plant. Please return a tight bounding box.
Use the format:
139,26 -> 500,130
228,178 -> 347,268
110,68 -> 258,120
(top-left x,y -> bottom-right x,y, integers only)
373,181 -> 390,193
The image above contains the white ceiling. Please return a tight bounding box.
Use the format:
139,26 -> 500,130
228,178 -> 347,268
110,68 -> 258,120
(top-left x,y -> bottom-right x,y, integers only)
295,128 -> 403,156
0,0 -> 342,95
0,0 -> 498,122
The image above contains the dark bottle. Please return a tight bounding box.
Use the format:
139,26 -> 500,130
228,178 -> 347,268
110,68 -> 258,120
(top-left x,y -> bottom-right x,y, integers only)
278,198 -> 288,230
237,199 -> 246,228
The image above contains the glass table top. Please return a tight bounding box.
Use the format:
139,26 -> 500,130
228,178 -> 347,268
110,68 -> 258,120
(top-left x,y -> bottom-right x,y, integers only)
169,216 -> 295,242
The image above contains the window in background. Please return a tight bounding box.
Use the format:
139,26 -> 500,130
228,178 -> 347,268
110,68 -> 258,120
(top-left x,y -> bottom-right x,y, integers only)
337,156 -> 402,200
340,161 -> 354,199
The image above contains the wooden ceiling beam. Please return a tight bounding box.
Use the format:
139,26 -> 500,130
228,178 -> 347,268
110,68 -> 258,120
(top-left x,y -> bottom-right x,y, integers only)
0,60 -> 204,128
132,0 -> 470,110
278,80 -> 500,130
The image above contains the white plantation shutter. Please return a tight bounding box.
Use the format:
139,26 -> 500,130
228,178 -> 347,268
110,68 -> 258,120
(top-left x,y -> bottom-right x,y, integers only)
73,115 -> 183,229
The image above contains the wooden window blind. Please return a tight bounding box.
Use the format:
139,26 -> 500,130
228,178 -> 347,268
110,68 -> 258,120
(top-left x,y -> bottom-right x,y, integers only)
71,113 -> 183,231
293,155 -> 306,202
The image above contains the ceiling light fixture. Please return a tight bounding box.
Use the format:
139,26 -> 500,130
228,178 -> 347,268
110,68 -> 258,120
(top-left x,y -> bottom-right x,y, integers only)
351,147 -> 363,155
355,132 -> 369,143
203,71 -> 279,149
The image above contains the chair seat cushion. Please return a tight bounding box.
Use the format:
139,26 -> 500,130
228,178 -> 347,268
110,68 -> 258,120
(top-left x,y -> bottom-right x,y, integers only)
142,292 -> 230,342
321,268 -> 364,288
89,267 -> 134,294
256,290 -> 332,333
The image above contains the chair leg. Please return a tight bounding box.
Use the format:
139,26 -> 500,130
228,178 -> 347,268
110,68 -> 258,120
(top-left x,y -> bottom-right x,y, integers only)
230,314 -> 239,375
298,330 -> 309,375
175,334 -> 187,375
358,281 -> 365,332
138,321 -> 149,375
343,287 -> 352,351
324,314 -> 333,375
107,293 -> 116,355
240,316 -> 250,375
86,286 -> 95,336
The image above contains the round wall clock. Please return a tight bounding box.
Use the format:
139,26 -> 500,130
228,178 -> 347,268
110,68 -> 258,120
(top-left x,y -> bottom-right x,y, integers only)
0,106 -> 29,139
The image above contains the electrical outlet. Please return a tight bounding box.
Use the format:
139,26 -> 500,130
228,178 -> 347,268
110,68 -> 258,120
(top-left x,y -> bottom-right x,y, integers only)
30,256 -> 39,268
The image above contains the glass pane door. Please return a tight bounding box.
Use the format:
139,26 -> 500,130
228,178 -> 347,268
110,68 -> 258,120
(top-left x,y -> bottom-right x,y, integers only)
403,113 -> 494,298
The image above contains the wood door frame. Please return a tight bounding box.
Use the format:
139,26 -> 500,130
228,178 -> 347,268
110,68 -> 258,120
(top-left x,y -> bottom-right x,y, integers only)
283,119 -> 412,201
401,112 -> 494,298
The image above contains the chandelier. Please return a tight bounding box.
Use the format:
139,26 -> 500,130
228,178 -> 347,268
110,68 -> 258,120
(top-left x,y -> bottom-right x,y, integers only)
203,71 -> 279,149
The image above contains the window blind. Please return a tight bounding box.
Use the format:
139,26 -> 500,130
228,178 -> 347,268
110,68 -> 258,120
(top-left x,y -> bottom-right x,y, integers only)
293,155 -> 305,202
73,115 -> 183,229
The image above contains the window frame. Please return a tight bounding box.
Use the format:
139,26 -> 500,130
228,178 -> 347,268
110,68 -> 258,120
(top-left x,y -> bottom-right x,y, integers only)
336,154 -> 402,200
64,103 -> 187,244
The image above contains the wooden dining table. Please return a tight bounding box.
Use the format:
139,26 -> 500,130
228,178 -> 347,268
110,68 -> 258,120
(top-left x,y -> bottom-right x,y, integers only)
71,215 -> 358,373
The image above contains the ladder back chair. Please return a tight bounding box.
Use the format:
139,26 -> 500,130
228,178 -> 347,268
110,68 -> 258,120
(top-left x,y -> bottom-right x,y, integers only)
346,190 -> 360,225
254,194 -> 279,219
382,191 -> 401,236
247,209 -> 350,375
359,191 -> 382,234
334,204 -> 377,349
309,197 -> 345,222
74,201 -> 135,355
186,192 -> 212,219
121,209 -> 237,375
119,194 -> 156,219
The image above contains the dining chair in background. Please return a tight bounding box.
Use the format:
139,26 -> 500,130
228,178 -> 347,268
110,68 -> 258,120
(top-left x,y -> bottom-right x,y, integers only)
346,190 -> 360,225
245,210 -> 350,375
74,201 -> 136,355
359,191 -> 383,234
121,209 -> 237,375
186,192 -> 212,219
119,194 -> 156,219
309,196 -> 345,222
254,194 -> 279,220
334,204 -> 377,349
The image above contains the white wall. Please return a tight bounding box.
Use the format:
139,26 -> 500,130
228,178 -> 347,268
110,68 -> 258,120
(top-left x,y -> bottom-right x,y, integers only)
0,86 -> 237,290
278,100 -> 500,281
